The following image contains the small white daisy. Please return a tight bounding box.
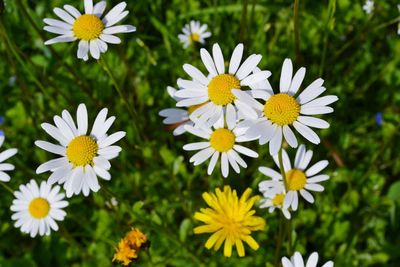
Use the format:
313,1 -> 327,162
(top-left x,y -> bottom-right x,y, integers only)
35,103 -> 126,197
10,179 -> 68,238
233,58 -> 338,155
0,136 -> 18,182
183,106 -> 258,178
175,43 -> 271,127
362,0 -> 374,14
43,0 -> 136,61
282,251 -> 334,267
258,144 -> 329,211
178,20 -> 211,48
259,183 -> 291,219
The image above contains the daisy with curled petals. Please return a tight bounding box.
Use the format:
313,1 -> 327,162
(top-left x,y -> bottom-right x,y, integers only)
233,58 -> 338,155
10,179 -> 68,238
175,43 -> 271,126
35,104 -> 125,197
194,186 -> 265,257
178,20 -> 211,48
43,0 -> 136,61
259,183 -> 291,219
258,144 -> 329,211
0,136 -> 17,182
183,106 -> 258,178
282,251 -> 334,267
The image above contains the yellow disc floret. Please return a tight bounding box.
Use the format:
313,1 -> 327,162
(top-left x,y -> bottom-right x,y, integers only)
73,14 -> 104,41
286,169 -> 307,191
272,193 -> 285,206
263,93 -> 300,126
66,135 -> 98,167
210,128 -> 235,152
190,33 -> 200,43
208,74 -> 240,106
29,198 -> 50,219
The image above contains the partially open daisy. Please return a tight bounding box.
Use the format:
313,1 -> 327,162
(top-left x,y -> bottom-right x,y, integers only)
183,106 -> 258,178
10,179 -> 68,238
175,43 -> 271,126
35,104 -> 125,197
43,0 -> 136,61
233,58 -> 338,155
259,183 -> 291,219
282,251 -> 334,267
258,144 -> 329,211
0,136 -> 17,182
178,20 -> 211,48
194,186 -> 265,257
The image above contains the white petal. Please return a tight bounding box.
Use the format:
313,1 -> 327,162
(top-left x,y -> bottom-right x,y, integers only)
99,34 -> 121,44
212,44 -> 225,74
229,43 -> 244,74
300,189 -> 314,203
300,106 -> 334,115
183,142 -> 210,151
93,1 -> 106,16
89,40 -> 100,59
0,148 -> 18,162
307,175 -> 329,183
233,145 -> 258,158
63,5 -> 81,18
294,144 -> 306,169
304,183 -> 324,192
226,104 -> 237,130
279,58 -> 293,93
296,79 -> 325,104
221,152 -> 229,177
240,71 -> 271,86
288,67 -> 305,95
103,2 -> 127,27
200,48 -> 218,77
77,40 -> 89,59
306,252 -> 319,267
94,166 -> 111,180
306,160 -> 328,176
36,158 -> 68,174
103,25 -> 136,34
35,141 -> 65,156
294,252 -> 305,267
84,0 -> 93,14
235,54 -> 262,80
182,64 -> 209,86
297,116 -> 330,129
293,122 -> 320,144
207,152 -> 220,175
54,8 -> 76,24
269,127 -> 282,155
282,125 -> 298,148
43,18 -> 72,29
258,167 -> 281,180
76,104 -> 88,135
98,131 -> 126,148
43,26 -> 72,35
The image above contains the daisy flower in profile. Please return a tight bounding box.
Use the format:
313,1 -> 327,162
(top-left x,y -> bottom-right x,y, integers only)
259,183 -> 291,219
175,43 -> 271,126
35,104 -> 125,197
0,136 -> 17,182
233,58 -> 338,155
178,20 -> 211,48
43,0 -> 136,61
194,186 -> 265,257
183,106 -> 258,177
362,0 -> 374,14
282,251 -> 334,267
258,144 -> 329,211
10,179 -> 68,238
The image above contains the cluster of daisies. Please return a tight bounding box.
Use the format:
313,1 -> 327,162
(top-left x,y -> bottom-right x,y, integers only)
160,41 -> 337,264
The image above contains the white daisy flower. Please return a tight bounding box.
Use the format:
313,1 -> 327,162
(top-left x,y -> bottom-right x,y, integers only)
178,20 -> 211,48
35,103 -> 126,197
0,136 -> 18,182
10,179 -> 68,238
258,144 -> 329,211
259,183 -> 291,219
43,0 -> 136,61
362,0 -> 374,14
183,106 -> 258,178
175,43 -> 271,127
233,58 -> 338,155
282,251 -> 334,267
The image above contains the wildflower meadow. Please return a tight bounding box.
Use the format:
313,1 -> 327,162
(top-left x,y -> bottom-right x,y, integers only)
0,0 -> 400,266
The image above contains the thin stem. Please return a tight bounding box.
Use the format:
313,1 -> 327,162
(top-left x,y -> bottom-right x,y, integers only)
274,213 -> 284,266
239,0 -> 249,44
293,0 -> 301,63
0,181 -> 14,194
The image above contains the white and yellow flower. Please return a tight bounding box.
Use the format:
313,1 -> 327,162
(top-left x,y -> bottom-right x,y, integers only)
183,106 -> 258,178
176,43 -> 271,127
282,251 -> 334,267
43,0 -> 136,61
233,58 -> 338,155
35,104 -> 125,197
10,179 -> 68,238
259,183 -> 291,219
258,144 -> 329,211
0,136 -> 17,182
178,20 -> 211,48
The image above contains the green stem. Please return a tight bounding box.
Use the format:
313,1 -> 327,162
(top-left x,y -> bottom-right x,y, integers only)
274,213 -> 284,266
0,181 -> 14,194
239,0 -> 249,44
293,0 -> 301,62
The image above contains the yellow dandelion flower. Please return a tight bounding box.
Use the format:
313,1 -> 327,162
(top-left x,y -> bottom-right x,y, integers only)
112,239 -> 138,266
194,186 -> 266,257
125,228 -> 148,249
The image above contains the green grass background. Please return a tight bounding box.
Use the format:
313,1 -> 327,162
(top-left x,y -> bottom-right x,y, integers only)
1,0 -> 400,266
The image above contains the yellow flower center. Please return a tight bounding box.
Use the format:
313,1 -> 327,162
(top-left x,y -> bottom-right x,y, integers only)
210,129 -> 235,152
66,135 -> 98,167
208,74 -> 240,106
73,14 -> 104,41
190,33 -> 200,43
29,198 -> 50,219
272,193 -> 285,206
285,169 -> 307,191
263,93 -> 300,126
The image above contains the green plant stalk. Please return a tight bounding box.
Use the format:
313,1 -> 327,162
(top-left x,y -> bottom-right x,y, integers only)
293,0 -> 301,62
274,213 -> 284,266
239,0 -> 249,44
0,181 -> 14,194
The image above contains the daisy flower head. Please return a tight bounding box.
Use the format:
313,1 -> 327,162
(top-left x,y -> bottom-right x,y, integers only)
259,183 -> 291,219
10,179 -> 68,238
183,106 -> 258,178
175,43 -> 271,127
0,136 -> 18,182
43,0 -> 136,61
282,251 -> 334,267
178,20 -> 211,48
258,144 -> 330,211
194,186 -> 266,257
233,58 -> 338,155
35,104 -> 126,197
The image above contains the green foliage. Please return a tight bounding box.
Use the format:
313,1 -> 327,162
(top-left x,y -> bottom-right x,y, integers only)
0,0 -> 400,266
